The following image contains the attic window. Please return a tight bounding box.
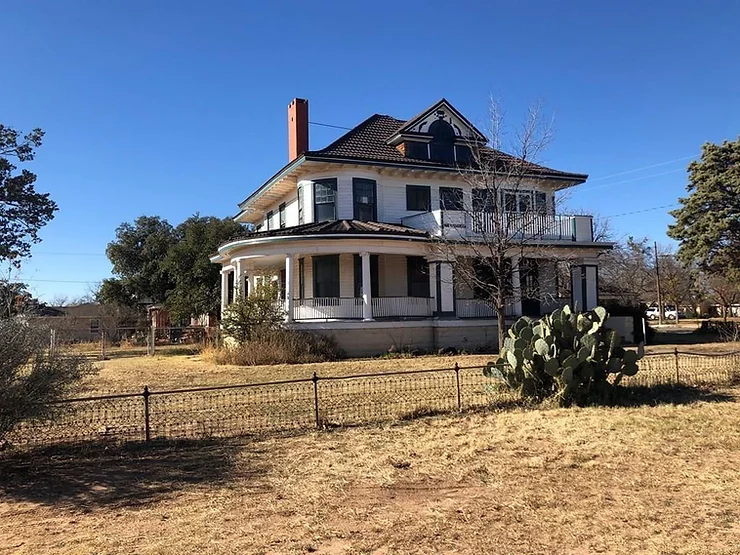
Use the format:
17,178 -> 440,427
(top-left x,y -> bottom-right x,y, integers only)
405,141 -> 428,160
429,119 -> 455,162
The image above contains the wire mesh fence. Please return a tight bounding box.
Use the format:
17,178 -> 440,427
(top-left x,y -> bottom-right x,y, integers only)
7,351 -> 740,448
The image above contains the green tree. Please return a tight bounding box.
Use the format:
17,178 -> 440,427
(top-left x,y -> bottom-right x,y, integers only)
164,215 -> 244,321
0,125 -> 58,266
221,280 -> 285,343
668,138 -> 740,274
100,216 -> 176,308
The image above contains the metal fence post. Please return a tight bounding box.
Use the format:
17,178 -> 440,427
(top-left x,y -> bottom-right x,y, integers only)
312,372 -> 320,428
454,362 -> 462,411
143,385 -> 151,441
674,348 -> 680,384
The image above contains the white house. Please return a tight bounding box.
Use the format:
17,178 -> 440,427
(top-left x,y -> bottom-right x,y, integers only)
211,98 -> 611,355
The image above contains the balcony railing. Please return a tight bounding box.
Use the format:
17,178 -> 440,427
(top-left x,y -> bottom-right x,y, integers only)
402,210 -> 594,242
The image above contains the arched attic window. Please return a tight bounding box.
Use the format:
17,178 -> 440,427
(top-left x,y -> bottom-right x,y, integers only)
429,119 -> 456,162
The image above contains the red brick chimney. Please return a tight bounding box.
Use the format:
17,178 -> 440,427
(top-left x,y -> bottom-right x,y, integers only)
288,98 -> 309,161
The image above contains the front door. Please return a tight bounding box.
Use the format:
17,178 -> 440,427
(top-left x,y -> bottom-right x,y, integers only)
520,258 -> 541,317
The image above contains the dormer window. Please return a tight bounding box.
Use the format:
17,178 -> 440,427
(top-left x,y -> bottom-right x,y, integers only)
429,119 -> 455,162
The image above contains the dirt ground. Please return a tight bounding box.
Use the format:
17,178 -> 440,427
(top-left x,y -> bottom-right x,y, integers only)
2,387 -> 739,554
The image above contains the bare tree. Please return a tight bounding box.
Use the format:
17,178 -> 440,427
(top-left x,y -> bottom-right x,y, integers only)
657,251 -> 695,322
430,99 -> 583,350
705,272 -> 740,322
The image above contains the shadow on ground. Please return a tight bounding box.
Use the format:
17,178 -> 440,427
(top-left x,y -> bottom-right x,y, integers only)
0,438 -> 266,510
614,383 -> 736,407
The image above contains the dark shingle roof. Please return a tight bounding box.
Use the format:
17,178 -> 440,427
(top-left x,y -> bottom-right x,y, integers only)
304,114 -> 587,181
227,219 -> 429,243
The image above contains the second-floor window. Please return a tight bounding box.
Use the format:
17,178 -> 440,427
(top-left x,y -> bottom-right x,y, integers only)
406,185 -> 431,211
279,202 -> 286,228
439,187 -> 464,211
266,210 -> 274,230
353,178 -> 377,221
472,188 -> 496,212
503,190 -> 549,213
314,179 -> 337,222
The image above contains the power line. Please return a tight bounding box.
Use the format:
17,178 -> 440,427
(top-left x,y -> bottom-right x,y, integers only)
33,251 -> 106,256
17,278 -> 103,284
587,154 -> 697,182
308,121 -> 352,131
579,168 -> 687,192
605,203 -> 680,218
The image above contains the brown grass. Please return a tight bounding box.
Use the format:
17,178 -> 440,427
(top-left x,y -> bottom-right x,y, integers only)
2,388 -> 739,554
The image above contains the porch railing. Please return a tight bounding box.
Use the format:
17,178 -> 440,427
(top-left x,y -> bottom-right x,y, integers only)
455,299 -> 517,318
372,296 -> 433,318
293,297 -> 363,321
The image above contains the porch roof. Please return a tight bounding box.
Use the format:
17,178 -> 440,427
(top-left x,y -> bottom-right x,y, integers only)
223,219 -> 429,245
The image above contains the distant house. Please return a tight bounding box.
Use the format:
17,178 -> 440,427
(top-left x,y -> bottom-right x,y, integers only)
211,98 -> 611,355
33,303 -> 118,342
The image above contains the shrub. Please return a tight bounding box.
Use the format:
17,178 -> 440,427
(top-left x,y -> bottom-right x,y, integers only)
0,318 -> 93,444
207,329 -> 343,366
221,280 -> 285,343
484,305 -> 643,406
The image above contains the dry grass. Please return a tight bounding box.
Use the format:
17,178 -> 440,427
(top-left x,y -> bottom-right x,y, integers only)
2,387 -> 739,554
82,353 -> 498,394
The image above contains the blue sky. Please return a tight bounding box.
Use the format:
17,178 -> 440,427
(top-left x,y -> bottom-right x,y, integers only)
2,0 -> 738,301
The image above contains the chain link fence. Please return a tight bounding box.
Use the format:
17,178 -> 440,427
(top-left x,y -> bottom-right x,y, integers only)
8,351 -> 740,447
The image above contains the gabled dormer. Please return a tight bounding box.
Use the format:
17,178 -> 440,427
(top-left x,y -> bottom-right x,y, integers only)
386,99 -> 488,164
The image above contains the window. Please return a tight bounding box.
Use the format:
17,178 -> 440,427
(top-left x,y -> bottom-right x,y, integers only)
503,190 -> 534,213
535,191 -> 548,213
90,319 -> 100,333
298,258 -> 305,299
227,272 -> 235,304
407,256 -> 430,297
297,186 -> 304,224
406,185 -> 431,211
279,268 -> 286,299
472,188 -> 495,212
429,120 -> 455,162
313,255 -> 340,297
353,255 -> 379,297
455,144 -> 472,165
353,178 -> 377,221
439,187 -> 464,211
473,258 -> 512,298
406,141 -> 429,160
314,179 -> 337,222
278,203 -> 286,228
266,210 -> 274,230
255,223 -> 263,233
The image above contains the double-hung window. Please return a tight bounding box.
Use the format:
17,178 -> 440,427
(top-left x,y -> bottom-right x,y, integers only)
407,256 -> 430,297
406,185 -> 431,211
353,178 -> 377,221
313,255 -> 340,298
266,210 -> 274,230
297,186 -> 304,224
439,187 -> 464,211
503,190 -> 533,213
314,179 -> 337,222
279,202 -> 286,229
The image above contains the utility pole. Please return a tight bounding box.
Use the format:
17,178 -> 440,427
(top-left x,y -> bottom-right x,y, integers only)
654,241 -> 663,326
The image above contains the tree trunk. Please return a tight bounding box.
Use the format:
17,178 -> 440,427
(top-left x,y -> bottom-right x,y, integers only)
496,289 -> 507,354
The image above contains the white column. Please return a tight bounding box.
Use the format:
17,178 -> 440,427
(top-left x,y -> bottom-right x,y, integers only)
438,262 -> 455,314
511,255 -> 522,317
285,254 -> 294,322
220,268 -> 229,313
361,251 -> 374,321
234,259 -> 244,299
428,259 -> 438,315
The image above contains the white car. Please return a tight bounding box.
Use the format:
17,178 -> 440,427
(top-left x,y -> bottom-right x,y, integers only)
646,305 -> 678,320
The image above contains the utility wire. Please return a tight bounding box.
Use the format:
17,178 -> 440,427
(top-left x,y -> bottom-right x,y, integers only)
586,154 -> 697,182
308,121 -> 352,131
578,168 -> 687,192
605,203 -> 680,218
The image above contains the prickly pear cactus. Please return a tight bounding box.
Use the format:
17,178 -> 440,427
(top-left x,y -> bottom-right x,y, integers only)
484,305 -> 643,405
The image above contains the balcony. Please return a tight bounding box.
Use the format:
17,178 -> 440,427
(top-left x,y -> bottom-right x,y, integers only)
401,210 -> 594,242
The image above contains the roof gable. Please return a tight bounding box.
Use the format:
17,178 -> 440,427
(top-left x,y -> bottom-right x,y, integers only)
390,98 -> 487,143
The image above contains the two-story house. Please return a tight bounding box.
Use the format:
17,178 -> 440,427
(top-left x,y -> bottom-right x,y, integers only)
211,98 -> 611,355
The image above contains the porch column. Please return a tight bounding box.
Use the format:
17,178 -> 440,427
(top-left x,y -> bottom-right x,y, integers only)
511,254 -> 523,317
571,261 -> 599,311
361,251 -> 374,321
285,254 -> 294,322
220,268 -> 230,313
234,258 -> 245,299
438,262 -> 455,315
